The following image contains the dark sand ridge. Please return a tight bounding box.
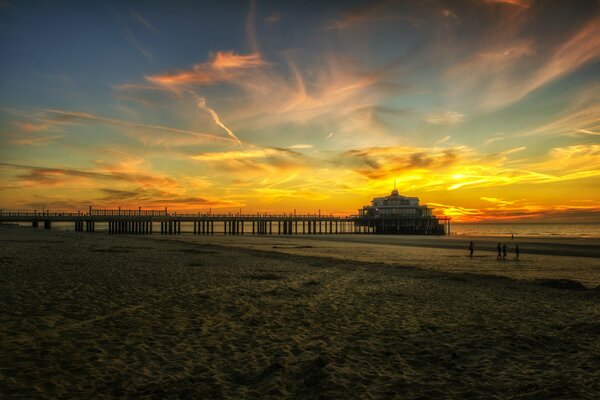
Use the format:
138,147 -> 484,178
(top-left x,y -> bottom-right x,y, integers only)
1,227 -> 599,399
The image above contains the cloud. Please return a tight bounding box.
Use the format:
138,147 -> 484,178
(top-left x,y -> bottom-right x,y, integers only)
526,16 -> 600,98
288,144 -> 313,149
484,0 -> 532,8
9,135 -> 65,145
145,51 -> 266,86
246,0 -> 260,53
191,149 -> 276,162
529,144 -> 600,176
447,13 -> 600,109
130,10 -> 159,34
37,108 -> 237,146
123,28 -> 152,60
266,13 -> 281,24
196,98 -> 242,145
325,0 -> 419,30
97,187 -> 240,209
480,197 -> 517,206
434,136 -> 451,145
212,52 -> 265,69
12,121 -> 50,133
430,198 -> 600,222
0,161 -> 179,190
425,111 -> 465,125
339,146 -> 463,180
573,129 -> 600,137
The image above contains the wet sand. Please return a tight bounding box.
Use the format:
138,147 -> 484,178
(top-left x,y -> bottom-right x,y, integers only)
159,234 -> 600,288
1,226 -> 599,398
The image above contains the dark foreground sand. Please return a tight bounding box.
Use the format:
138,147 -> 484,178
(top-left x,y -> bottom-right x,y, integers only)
1,227 -> 599,399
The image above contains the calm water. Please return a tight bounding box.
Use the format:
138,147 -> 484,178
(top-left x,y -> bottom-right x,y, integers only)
451,223 -> 600,238
14,221 -> 600,239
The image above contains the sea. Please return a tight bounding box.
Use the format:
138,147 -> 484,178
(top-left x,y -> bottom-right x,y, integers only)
451,223 -> 600,238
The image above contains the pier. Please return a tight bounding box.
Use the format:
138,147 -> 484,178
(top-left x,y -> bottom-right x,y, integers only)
0,207 -> 450,235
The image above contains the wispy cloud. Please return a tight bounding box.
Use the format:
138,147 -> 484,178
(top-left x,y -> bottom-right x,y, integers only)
38,108 -> 237,146
434,136 -> 451,145
130,10 -> 159,34
446,12 -> 600,109
196,98 -> 242,145
425,111 -> 464,125
9,135 -> 65,145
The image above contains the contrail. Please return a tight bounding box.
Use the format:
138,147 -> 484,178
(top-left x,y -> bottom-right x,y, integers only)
197,98 -> 242,146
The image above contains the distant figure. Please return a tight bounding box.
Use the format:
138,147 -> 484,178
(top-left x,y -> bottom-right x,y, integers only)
468,241 -> 474,258
497,243 -> 502,260
502,243 -> 507,260
515,245 -> 520,260
511,234 -> 514,241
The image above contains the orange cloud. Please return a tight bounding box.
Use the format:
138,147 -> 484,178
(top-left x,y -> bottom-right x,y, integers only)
484,0 -> 532,8
145,51 -> 266,85
12,121 -> 50,133
431,199 -> 600,222
212,51 -> 265,69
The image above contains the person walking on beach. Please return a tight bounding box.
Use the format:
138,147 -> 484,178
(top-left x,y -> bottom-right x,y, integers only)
497,243 -> 502,260
468,241 -> 474,258
502,243 -> 507,260
515,244 -> 520,260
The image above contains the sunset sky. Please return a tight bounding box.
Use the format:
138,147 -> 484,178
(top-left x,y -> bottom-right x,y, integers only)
1,0 -> 599,221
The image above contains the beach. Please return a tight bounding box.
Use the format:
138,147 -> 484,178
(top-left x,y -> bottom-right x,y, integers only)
1,226 -> 599,398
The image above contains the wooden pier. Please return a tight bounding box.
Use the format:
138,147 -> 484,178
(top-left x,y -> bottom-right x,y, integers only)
0,207 -> 450,235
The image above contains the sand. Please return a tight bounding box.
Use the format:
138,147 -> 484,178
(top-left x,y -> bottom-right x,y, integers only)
1,226 -> 599,399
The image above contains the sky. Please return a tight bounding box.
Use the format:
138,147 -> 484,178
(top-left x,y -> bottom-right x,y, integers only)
0,0 -> 599,222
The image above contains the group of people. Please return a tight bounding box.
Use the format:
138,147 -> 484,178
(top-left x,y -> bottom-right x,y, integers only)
496,242 -> 519,260
468,241 -> 520,260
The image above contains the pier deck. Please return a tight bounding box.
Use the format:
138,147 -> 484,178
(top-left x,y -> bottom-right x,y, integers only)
0,208 -> 450,235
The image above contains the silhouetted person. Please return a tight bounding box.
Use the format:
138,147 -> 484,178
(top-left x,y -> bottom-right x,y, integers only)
515,244 -> 520,260
502,243 -> 507,260
511,234 -> 514,241
497,243 -> 502,260
468,241 -> 474,258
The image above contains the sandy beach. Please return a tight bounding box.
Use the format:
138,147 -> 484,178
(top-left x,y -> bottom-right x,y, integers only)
1,226 -> 599,398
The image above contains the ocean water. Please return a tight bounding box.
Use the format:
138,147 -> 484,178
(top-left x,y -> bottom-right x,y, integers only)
451,223 -> 600,238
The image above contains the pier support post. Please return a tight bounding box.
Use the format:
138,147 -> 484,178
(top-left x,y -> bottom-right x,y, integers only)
44,220 -> 51,229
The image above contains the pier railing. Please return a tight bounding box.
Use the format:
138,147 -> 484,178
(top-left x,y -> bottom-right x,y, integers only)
0,207 -> 450,235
